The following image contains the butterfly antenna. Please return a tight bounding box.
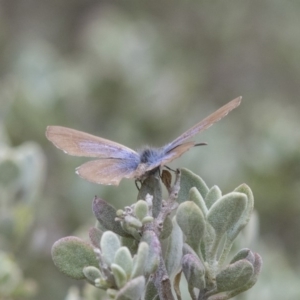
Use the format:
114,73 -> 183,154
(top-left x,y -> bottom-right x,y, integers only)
195,142 -> 208,147
164,165 -> 176,172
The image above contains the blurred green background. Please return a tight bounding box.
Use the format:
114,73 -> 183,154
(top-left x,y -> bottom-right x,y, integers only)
0,0 -> 300,299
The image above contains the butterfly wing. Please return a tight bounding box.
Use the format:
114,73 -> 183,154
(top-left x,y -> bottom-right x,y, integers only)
76,158 -> 139,185
160,142 -> 196,166
142,141 -> 195,173
46,126 -> 138,159
164,97 -> 242,152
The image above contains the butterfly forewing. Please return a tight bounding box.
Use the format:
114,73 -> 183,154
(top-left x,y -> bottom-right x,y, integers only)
165,96 -> 242,152
161,142 -> 196,166
46,126 -> 138,159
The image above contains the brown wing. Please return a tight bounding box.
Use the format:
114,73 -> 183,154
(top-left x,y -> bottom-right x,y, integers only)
143,141 -> 196,173
76,159 -> 138,185
46,126 -> 138,159
164,97 -> 242,151
159,142 -> 196,166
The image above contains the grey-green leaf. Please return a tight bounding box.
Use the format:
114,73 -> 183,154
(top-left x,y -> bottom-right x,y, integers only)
114,247 -> 133,278
141,230 -> 160,275
51,236 -> 99,280
176,201 -> 205,253
115,276 -> 146,300
165,217 -> 183,278
177,168 -> 209,203
207,192 -> 247,238
131,242 -> 149,278
227,184 -> 254,241
182,254 -> 205,290
93,197 -> 130,237
83,266 -> 102,283
205,185 -> 222,209
100,231 -> 121,266
134,200 -> 149,221
216,259 -> 254,292
189,187 -> 208,215
111,263 -> 127,289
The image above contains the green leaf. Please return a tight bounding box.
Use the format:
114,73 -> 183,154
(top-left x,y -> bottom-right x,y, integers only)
89,227 -> 103,248
227,184 -> 254,241
218,253 -> 263,299
114,247 -> 133,278
230,248 -> 255,264
93,197 -> 130,237
141,230 -> 160,275
207,192 -> 247,238
165,217 -> 183,278
111,263 -> 127,289
189,187 -> 208,215
83,266 -> 102,283
182,253 -> 205,290
176,201 -> 205,253
205,185 -> 222,209
216,259 -> 254,292
51,236 -> 98,280
159,216 -> 173,240
131,242 -> 149,278
144,279 -> 158,300
115,276 -> 145,300
100,231 -> 121,266
134,200 -> 149,221
177,168 -> 209,203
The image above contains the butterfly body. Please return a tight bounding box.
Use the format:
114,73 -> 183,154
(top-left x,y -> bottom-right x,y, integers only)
46,97 -> 241,185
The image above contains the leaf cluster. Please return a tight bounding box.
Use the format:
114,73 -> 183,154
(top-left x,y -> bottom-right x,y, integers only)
52,168 -> 262,300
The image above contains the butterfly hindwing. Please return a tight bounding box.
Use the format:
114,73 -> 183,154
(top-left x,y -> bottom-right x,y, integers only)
76,158 -> 139,185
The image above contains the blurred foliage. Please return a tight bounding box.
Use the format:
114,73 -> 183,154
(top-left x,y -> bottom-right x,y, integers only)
0,0 -> 299,299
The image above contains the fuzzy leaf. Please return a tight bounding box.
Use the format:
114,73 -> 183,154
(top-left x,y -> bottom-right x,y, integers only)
83,266 -> 102,282
160,216 -> 173,240
177,168 -> 209,203
189,187 -> 208,215
238,252 -> 263,291
120,236 -> 138,255
124,215 -> 143,229
182,254 -> 205,290
93,197 -> 129,237
115,276 -> 145,300
51,236 -> 98,279
111,263 -> 127,289
114,247 -> 133,278
230,248 -> 255,265
216,259 -> 254,292
89,227 -> 103,248
217,252 -> 263,299
176,201 -> 205,252
144,279 -> 158,300
165,217 -> 183,278
101,231 -> 121,266
141,230 -> 160,275
131,242 -> 149,278
227,184 -> 254,241
205,185 -> 222,209
207,192 -> 247,238
134,200 -> 149,221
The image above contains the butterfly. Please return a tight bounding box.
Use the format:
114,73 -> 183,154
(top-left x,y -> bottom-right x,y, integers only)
46,97 -> 241,185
